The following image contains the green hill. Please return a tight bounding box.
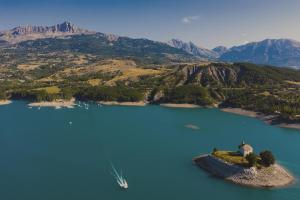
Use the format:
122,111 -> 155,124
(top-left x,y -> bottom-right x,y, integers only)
15,33 -> 196,65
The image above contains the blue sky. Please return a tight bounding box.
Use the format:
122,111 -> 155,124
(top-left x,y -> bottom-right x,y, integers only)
1,0 -> 300,48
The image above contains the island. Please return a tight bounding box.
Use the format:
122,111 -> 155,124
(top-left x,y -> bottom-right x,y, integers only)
193,141 -> 294,188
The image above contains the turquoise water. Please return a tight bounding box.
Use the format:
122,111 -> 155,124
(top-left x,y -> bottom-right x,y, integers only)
0,101 -> 299,200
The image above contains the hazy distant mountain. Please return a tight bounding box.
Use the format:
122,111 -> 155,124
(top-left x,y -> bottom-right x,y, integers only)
2,22 -> 300,68
0,21 -> 94,43
212,46 -> 228,57
167,39 -> 218,59
0,22 -> 197,64
16,33 -> 195,63
0,39 -> 8,46
219,39 -> 300,68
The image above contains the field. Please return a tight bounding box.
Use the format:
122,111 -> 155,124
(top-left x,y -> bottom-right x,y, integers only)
34,86 -> 61,94
212,151 -> 248,166
87,79 -> 102,86
285,80 -> 300,85
105,67 -> 164,86
34,59 -> 166,86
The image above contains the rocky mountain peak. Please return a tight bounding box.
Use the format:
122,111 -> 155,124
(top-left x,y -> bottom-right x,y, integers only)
10,21 -> 89,36
168,39 -> 218,59
212,46 -> 228,57
103,33 -> 119,42
220,38 -> 300,67
0,21 -> 93,43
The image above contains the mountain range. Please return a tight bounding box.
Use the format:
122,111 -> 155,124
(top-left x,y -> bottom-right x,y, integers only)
0,21 -> 94,44
219,39 -> 300,68
169,39 -> 300,68
1,22 -> 300,67
167,39 -> 218,59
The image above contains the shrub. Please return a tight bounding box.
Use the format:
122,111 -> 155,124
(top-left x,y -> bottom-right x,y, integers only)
163,85 -> 213,106
246,153 -> 258,167
212,148 -> 218,154
75,86 -> 144,102
0,90 -> 6,100
260,150 -> 276,167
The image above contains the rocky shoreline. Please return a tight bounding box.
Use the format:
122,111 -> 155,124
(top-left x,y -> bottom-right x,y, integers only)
160,103 -> 200,108
221,107 -> 300,131
99,101 -> 147,106
28,98 -> 76,109
193,154 -> 295,188
220,108 -> 259,118
5,99 -> 300,130
0,100 -> 12,106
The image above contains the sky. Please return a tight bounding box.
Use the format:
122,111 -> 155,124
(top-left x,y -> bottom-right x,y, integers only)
0,0 -> 300,48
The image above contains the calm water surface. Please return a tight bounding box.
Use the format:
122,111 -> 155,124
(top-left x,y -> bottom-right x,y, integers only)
0,101 -> 299,200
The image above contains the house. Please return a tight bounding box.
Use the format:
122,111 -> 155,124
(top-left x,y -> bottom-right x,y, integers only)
239,141 -> 253,157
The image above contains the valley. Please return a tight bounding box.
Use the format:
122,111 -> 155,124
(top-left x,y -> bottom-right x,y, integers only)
1,22 -> 300,128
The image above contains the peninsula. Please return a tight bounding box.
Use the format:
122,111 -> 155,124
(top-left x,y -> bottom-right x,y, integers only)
193,141 -> 294,188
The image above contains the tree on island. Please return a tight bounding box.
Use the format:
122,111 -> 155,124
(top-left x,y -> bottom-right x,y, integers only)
246,153 -> 258,167
260,150 -> 276,167
0,90 -> 6,100
213,148 -> 218,153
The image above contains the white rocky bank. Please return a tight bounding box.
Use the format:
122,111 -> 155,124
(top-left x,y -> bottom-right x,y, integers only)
193,154 -> 294,188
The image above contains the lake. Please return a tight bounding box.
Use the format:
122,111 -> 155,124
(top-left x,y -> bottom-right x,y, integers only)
0,101 -> 299,200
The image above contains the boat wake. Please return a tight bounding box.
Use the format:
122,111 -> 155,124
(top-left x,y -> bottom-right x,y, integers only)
110,163 -> 128,189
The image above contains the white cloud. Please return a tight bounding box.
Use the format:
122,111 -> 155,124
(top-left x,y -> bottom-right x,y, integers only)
181,15 -> 199,24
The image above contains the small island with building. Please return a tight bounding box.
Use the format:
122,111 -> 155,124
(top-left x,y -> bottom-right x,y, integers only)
193,141 -> 295,188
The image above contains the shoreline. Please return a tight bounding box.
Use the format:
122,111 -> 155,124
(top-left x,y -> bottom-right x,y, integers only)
160,103 -> 200,108
28,98 -> 76,109
0,100 -> 12,106
278,123 -> 300,130
99,101 -> 147,107
7,99 -> 300,130
220,108 -> 259,118
220,107 -> 300,131
193,154 -> 295,188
